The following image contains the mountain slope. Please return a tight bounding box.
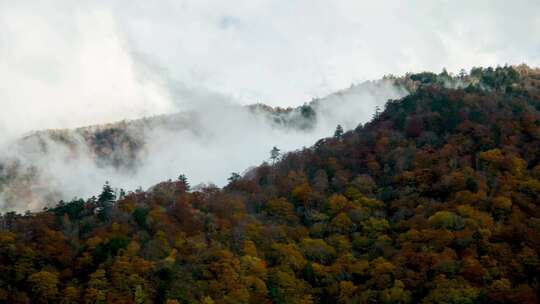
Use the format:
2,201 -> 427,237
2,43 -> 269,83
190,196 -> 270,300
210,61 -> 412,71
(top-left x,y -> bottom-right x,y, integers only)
0,79 -> 405,212
0,66 -> 539,303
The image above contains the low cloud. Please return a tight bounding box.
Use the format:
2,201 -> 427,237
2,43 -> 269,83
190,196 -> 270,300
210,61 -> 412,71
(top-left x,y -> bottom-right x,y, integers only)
0,80 -> 406,212
0,2 -> 175,142
2,1 -> 539,141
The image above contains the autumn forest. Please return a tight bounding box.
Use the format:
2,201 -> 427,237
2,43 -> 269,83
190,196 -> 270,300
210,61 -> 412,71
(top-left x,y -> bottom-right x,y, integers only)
0,66 -> 539,304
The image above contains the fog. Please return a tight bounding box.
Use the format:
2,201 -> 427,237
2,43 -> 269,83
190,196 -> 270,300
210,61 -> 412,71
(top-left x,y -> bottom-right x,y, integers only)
0,80 -> 406,212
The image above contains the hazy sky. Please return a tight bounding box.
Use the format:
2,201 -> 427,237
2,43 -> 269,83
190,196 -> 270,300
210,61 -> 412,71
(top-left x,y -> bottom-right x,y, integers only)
1,0 -> 539,137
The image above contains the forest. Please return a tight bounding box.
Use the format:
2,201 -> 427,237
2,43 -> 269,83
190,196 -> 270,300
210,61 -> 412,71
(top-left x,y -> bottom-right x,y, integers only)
0,66 -> 539,303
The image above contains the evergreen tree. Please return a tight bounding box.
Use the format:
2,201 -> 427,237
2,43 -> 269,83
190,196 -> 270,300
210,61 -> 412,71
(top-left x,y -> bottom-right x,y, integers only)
270,146 -> 281,164
439,67 -> 449,77
97,181 -> 115,222
228,172 -> 241,183
178,174 -> 190,191
118,188 -> 126,200
334,124 -> 344,140
373,105 -> 382,120
97,181 -> 115,206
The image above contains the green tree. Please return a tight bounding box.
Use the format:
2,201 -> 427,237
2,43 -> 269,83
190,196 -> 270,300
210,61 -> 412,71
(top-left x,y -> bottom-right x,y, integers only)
134,285 -> 146,304
97,181 -> 116,221
27,271 -> 59,302
228,172 -> 241,183
422,276 -> 479,304
428,211 -> 465,231
178,174 -> 190,191
270,146 -> 281,164
334,124 -> 344,140
98,181 -> 116,205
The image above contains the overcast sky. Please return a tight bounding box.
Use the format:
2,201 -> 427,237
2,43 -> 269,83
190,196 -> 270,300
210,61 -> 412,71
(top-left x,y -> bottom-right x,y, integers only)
1,0 -> 539,138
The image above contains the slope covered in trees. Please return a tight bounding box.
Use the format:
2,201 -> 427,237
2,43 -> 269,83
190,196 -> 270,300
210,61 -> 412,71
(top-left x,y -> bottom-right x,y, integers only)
0,79 -> 403,212
0,66 -> 539,303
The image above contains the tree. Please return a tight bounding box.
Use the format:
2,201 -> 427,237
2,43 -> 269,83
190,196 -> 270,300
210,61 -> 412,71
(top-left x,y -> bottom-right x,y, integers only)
134,285 -> 146,304
270,146 -> 281,164
422,275 -> 479,304
118,188 -> 126,200
373,105 -> 382,120
440,68 -> 449,77
338,281 -> 356,304
228,172 -> 241,183
61,286 -> 80,304
98,181 -> 116,205
264,197 -> 298,223
178,174 -> 190,191
381,280 -> 411,304
97,182 -> 116,221
405,116 -> 422,138
428,211 -> 465,231
334,124 -> 344,140
330,212 -> 355,234
270,243 -> 307,271
268,269 -> 311,303
86,269 -> 108,303
27,271 -> 59,301
312,170 -> 329,193
300,238 -> 336,264
292,183 -> 312,207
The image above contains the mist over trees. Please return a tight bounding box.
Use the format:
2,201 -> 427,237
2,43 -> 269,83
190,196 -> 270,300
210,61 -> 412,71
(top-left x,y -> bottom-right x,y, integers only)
0,79 -> 406,212
0,66 -> 538,303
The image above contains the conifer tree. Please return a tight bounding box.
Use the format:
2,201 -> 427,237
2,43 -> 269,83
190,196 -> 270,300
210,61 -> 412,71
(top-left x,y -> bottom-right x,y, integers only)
228,172 -> 241,183
96,181 -> 115,221
97,181 -> 115,206
334,124 -> 344,140
178,174 -> 190,191
270,146 -> 281,164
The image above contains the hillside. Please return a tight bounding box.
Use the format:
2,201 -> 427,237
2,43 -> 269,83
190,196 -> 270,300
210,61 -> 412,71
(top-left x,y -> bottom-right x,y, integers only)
0,66 -> 539,303
0,99 -> 317,211
0,79 -> 405,212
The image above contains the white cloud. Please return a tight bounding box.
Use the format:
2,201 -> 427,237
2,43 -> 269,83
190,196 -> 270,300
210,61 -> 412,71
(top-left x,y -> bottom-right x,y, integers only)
0,1 -> 175,141
1,0 -> 539,138
109,0 -> 540,106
